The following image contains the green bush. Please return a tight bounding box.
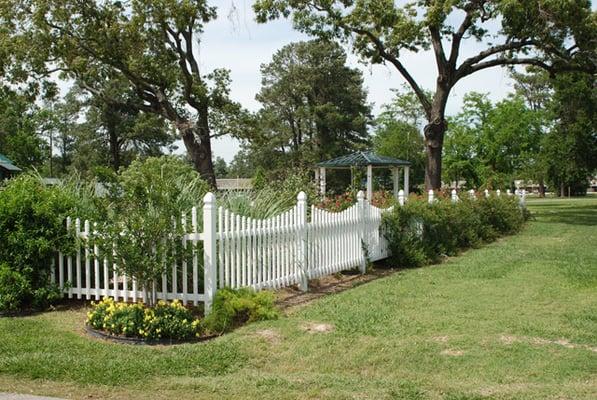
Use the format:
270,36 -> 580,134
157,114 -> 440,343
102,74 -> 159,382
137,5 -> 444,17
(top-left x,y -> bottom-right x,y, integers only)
87,298 -> 201,340
0,265 -> 31,313
95,156 -> 210,304
382,194 -> 528,268
0,173 -> 88,311
202,288 -> 280,335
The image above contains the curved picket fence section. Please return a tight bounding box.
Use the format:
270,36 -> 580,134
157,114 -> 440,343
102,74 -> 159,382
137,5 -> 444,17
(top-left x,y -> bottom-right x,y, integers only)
55,188 -> 526,313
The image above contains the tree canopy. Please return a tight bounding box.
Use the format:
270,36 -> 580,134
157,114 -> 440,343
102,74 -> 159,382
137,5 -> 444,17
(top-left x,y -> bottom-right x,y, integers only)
254,0 -> 597,189
1,0 -> 243,186
234,39 -> 372,175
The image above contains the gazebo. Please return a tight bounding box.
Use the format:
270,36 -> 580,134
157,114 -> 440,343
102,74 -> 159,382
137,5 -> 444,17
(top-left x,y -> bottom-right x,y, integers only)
315,151 -> 411,200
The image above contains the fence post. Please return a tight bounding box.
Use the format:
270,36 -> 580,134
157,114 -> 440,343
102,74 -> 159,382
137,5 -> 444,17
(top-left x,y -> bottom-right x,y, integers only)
203,192 -> 217,314
484,189 -> 490,198
357,190 -> 367,274
519,189 -> 526,207
496,189 -> 501,197
398,189 -> 405,206
469,189 -> 476,200
296,191 -> 309,291
451,189 -> 458,203
428,189 -> 434,204
507,189 -> 512,196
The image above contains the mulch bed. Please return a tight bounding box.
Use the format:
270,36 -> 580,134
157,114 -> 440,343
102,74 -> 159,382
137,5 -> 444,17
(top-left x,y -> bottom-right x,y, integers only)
275,262 -> 399,313
84,325 -> 217,346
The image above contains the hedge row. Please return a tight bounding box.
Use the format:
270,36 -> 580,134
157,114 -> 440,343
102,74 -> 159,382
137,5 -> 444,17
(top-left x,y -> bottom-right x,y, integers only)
382,194 -> 530,267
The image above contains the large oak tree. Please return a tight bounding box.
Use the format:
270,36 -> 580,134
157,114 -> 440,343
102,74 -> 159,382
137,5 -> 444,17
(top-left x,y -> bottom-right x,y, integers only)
254,0 -> 597,189
1,0 -> 238,186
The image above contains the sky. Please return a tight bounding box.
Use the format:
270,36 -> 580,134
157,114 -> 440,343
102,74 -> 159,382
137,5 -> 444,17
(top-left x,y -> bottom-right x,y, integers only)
180,0 -> 519,163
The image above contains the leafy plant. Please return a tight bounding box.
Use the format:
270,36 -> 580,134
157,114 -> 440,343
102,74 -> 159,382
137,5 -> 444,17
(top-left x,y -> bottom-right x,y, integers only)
202,288 -> 280,335
86,298 -> 201,341
382,194 -> 529,268
0,265 -> 31,313
0,173 -> 88,311
94,157 -> 209,305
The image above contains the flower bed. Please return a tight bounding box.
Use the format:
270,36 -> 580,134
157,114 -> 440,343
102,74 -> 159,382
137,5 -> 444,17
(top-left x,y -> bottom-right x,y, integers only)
87,298 -> 202,342
86,288 -> 280,344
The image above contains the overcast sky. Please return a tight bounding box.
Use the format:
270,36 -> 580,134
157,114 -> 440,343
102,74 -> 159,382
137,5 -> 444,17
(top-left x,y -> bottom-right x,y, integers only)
184,1 -> 520,162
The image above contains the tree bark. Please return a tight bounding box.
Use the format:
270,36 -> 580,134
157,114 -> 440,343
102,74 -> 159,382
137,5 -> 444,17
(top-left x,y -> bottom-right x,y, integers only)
177,116 -> 216,188
105,109 -> 121,172
423,86 -> 450,190
423,120 -> 446,190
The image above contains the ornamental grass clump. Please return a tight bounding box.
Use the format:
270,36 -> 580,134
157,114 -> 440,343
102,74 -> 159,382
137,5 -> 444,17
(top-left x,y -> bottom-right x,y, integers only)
87,298 -> 202,341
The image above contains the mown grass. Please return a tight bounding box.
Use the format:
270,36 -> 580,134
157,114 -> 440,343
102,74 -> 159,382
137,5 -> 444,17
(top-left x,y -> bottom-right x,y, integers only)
0,197 -> 596,399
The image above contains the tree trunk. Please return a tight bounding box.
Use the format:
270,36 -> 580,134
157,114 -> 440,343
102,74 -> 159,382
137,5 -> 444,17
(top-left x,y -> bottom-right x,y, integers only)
422,83 -> 450,191
539,180 -> 545,197
105,107 -> 121,171
178,116 -> 216,188
423,116 -> 447,190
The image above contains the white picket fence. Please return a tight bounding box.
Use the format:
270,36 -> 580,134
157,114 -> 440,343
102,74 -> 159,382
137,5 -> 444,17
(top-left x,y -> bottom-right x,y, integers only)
53,188 -> 526,312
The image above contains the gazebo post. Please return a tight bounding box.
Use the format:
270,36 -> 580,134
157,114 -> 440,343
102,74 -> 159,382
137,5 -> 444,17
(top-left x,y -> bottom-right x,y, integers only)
366,164 -> 373,200
392,167 -> 400,199
319,167 -> 326,196
404,166 -> 410,195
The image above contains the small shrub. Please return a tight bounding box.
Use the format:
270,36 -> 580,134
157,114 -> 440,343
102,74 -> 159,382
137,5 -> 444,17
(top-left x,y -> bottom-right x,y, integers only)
202,288 -> 280,335
86,298 -> 201,340
31,283 -> 64,310
382,194 -> 528,268
0,265 -> 31,312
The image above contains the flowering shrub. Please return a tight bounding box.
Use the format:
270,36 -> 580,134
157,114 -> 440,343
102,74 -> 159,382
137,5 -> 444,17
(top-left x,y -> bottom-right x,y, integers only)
317,192 -> 356,212
370,190 -> 395,208
87,298 -> 201,341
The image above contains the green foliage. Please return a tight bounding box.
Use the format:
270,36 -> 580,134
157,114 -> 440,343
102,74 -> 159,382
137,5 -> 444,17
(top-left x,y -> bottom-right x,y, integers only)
95,157 -> 210,303
219,169 -> 318,219
0,265 -> 30,313
251,167 -> 267,191
254,0 -> 596,188
202,288 -> 280,335
373,86 -> 427,189
2,0 -> 242,183
86,298 -> 201,341
382,194 -> 528,267
234,39 -> 371,175
30,283 -> 63,311
0,86 -> 47,170
0,173 -> 82,302
541,72 -> 596,195
443,93 -> 546,189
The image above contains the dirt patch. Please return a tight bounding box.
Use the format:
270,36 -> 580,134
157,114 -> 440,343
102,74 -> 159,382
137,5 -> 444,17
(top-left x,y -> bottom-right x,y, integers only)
301,322 -> 335,334
431,335 -> 450,343
276,265 -> 397,313
440,349 -> 465,356
253,329 -> 282,345
499,334 -> 597,352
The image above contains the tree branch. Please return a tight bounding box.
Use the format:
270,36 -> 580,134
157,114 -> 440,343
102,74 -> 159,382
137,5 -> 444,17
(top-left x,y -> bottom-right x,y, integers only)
353,27 -> 432,118
458,57 -> 552,79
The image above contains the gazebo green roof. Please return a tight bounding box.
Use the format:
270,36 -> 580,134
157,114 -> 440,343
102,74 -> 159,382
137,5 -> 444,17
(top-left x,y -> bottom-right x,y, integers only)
316,151 -> 411,168
0,154 -> 21,172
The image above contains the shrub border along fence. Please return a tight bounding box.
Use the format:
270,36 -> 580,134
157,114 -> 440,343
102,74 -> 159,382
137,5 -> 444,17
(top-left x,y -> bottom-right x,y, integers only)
53,189 -> 527,313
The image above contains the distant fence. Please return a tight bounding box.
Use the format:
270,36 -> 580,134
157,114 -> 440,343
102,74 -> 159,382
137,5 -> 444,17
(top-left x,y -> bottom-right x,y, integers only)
53,188 -> 526,312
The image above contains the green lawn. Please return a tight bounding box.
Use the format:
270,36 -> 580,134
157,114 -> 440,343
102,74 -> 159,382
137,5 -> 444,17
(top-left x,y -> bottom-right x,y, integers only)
1,198 -> 596,399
